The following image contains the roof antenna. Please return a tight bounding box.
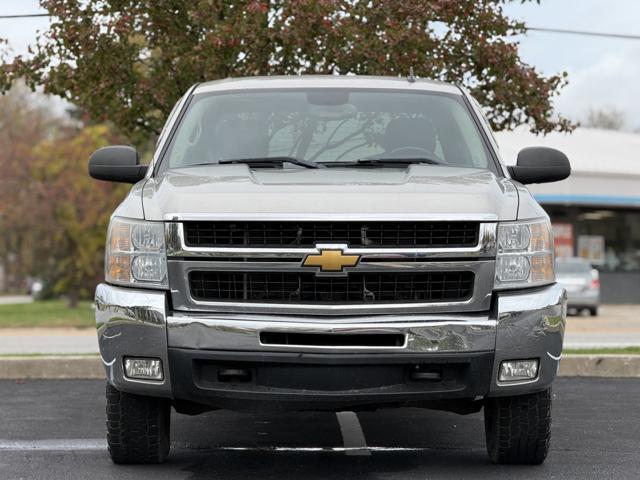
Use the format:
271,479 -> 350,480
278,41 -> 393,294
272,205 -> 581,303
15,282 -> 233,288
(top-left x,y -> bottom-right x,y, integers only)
407,66 -> 417,83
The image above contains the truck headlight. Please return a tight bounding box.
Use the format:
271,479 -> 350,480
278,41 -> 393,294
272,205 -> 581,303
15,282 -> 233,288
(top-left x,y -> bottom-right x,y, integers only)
494,219 -> 555,289
105,217 -> 167,288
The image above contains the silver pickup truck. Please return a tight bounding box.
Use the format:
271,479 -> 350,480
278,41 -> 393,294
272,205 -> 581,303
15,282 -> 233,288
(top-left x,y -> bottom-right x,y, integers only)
89,76 -> 570,466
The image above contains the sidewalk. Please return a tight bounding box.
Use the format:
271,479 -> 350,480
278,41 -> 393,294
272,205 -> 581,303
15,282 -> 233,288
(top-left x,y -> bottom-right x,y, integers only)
0,305 -> 638,355
565,305 -> 640,348
0,328 -> 98,355
0,295 -> 33,305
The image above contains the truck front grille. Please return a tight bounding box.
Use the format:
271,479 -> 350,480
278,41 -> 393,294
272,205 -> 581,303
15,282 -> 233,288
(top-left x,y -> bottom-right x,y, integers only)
183,221 -> 479,248
189,271 -> 475,304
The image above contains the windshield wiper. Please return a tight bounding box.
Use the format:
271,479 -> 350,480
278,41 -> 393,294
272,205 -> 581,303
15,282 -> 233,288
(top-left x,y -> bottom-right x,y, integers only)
319,157 -> 444,167
218,156 -> 322,169
356,157 -> 444,166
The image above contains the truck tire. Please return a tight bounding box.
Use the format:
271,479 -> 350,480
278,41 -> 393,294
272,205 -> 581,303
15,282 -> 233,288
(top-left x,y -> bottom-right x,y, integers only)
106,383 -> 171,464
484,388 -> 551,465
589,307 -> 598,317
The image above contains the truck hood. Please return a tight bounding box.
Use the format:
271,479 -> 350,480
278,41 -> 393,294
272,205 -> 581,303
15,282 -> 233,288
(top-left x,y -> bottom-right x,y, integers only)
142,165 -> 518,221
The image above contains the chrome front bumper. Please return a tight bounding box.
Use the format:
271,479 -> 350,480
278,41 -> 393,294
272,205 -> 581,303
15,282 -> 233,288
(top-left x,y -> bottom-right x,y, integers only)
95,283 -> 566,399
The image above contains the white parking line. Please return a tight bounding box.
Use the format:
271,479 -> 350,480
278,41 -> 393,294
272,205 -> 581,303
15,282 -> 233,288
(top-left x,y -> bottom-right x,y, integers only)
0,439 -> 430,454
2,414 -> 372,456
335,411 -> 370,456
214,446 -> 430,453
0,439 -> 107,451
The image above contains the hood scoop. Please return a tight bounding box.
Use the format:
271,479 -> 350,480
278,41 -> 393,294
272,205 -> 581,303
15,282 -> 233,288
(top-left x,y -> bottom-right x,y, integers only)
142,164 -> 518,221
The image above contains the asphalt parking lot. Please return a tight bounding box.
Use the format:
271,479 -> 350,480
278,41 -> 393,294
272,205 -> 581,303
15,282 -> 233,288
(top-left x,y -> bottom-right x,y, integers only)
1,378 -> 639,480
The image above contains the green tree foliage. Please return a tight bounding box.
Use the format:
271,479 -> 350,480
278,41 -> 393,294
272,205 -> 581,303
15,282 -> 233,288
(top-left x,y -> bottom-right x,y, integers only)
0,88 -> 127,304
28,125 -> 129,306
0,85 -> 61,293
1,0 -> 573,146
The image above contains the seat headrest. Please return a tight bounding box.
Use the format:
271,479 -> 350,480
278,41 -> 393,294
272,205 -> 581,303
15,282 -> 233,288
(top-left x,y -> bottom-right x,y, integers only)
381,117 -> 437,153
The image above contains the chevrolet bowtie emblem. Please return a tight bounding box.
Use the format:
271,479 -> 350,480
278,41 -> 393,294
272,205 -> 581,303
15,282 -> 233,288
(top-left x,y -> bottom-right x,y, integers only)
302,249 -> 360,273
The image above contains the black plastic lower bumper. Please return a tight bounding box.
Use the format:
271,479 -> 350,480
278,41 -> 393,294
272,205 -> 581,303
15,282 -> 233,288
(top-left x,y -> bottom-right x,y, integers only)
168,348 -> 494,412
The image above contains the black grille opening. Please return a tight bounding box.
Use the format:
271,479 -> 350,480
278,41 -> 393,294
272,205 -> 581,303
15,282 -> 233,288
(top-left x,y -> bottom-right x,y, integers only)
183,221 -> 479,248
260,332 -> 405,347
189,271 -> 475,304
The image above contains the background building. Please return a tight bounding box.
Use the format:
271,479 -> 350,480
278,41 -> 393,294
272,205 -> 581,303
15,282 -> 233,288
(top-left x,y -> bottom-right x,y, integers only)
497,127 -> 640,303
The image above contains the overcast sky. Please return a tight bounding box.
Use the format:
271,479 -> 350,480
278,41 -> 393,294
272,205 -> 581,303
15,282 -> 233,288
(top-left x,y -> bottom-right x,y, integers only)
504,1 -> 640,131
2,0 -> 640,130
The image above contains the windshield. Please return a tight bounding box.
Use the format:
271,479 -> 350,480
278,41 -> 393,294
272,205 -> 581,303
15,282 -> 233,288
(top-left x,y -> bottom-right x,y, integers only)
161,88 -> 495,171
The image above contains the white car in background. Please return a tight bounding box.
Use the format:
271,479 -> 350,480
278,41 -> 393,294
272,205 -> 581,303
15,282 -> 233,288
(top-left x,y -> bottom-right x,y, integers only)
556,257 -> 600,316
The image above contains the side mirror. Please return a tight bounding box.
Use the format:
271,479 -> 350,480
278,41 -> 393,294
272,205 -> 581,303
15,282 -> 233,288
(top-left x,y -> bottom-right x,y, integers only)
88,146 -> 148,183
507,147 -> 571,184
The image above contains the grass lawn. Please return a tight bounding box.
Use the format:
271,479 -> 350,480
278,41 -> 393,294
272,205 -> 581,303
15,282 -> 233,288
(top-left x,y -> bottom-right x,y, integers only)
564,347 -> 640,355
0,300 -> 94,328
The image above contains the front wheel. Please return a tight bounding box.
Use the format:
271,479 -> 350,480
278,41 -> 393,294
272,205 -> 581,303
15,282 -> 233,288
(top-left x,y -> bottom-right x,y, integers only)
484,388 -> 552,464
106,383 -> 171,464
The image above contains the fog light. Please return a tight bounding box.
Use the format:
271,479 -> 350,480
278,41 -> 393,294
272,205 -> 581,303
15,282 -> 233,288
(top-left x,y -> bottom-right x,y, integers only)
124,357 -> 163,381
499,359 -> 539,383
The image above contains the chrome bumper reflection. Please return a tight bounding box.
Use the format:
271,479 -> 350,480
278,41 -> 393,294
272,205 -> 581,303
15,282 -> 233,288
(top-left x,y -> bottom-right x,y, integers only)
95,282 -> 566,397
489,282 -> 567,396
95,284 -> 172,396
167,314 -> 496,354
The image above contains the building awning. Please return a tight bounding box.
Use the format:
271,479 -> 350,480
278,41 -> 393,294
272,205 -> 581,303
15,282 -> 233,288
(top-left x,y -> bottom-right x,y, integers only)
534,194 -> 640,208
496,127 -> 640,209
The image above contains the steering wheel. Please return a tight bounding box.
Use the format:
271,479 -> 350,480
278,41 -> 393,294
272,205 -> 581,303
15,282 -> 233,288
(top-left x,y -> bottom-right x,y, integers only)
387,146 -> 447,164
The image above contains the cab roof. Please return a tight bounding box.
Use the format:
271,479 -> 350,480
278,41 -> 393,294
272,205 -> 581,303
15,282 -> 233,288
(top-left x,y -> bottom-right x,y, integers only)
193,75 -> 462,95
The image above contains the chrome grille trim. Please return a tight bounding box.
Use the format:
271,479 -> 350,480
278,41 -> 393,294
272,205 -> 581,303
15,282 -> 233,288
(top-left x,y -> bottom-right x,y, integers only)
164,213 -> 499,222
165,221 -> 497,316
183,220 -> 479,248
168,259 -> 494,315
166,222 -> 497,259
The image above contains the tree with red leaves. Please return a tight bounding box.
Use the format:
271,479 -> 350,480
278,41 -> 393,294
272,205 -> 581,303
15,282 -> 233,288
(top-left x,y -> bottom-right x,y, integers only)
2,0 -> 572,145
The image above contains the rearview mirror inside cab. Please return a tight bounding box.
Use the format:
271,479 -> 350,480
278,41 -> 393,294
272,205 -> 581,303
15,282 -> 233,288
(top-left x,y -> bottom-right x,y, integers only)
508,147 -> 571,185
88,146 -> 148,184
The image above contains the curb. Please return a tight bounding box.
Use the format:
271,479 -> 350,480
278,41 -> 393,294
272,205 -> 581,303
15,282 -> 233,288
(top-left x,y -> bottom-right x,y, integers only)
558,354 -> 640,378
0,354 -> 639,380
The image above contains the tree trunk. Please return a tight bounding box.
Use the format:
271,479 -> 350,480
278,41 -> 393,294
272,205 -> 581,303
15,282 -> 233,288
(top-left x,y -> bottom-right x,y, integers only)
67,290 -> 79,308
